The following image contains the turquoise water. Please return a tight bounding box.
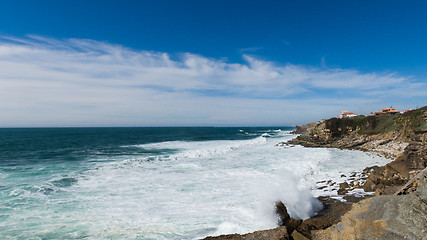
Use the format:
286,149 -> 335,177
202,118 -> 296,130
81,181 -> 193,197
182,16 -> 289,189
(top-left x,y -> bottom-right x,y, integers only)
0,127 -> 391,239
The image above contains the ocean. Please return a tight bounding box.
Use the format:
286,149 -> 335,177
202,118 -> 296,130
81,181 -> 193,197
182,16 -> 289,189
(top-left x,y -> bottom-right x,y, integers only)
0,127 -> 392,239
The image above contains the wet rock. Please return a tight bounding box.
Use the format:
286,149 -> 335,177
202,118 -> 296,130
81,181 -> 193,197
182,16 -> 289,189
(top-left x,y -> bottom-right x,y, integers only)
202,226 -> 290,240
313,173 -> 427,239
295,196 -> 352,239
326,180 -> 336,186
337,189 -> 348,195
275,201 -> 291,226
276,142 -> 295,148
275,201 -> 303,234
339,182 -> 349,190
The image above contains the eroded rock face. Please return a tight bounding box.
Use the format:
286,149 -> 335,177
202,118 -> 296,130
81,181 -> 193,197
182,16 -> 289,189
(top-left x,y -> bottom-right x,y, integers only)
290,107 -> 427,195
312,171 -> 427,240
275,201 -> 303,235
362,143 -> 427,193
275,201 -> 291,226
290,107 -> 427,160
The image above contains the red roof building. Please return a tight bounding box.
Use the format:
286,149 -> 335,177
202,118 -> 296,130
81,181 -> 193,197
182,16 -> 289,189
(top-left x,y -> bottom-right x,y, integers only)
375,107 -> 399,115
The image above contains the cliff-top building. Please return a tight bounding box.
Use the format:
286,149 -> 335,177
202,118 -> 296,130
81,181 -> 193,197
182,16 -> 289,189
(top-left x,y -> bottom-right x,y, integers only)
375,107 -> 399,115
337,110 -> 357,118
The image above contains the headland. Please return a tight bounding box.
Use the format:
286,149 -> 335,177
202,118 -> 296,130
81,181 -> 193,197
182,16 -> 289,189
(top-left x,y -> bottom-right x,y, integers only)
203,106 -> 426,240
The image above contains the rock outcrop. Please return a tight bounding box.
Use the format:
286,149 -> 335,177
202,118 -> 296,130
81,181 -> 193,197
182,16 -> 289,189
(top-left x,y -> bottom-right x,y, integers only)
202,107 -> 426,240
202,227 -> 290,240
290,106 -> 427,193
362,143 -> 427,194
291,106 -> 427,239
313,170 -> 427,239
202,202 -> 303,240
294,196 -> 354,239
275,201 -> 303,235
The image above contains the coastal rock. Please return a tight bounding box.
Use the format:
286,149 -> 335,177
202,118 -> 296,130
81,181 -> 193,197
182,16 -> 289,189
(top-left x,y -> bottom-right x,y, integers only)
291,106 -> 427,239
362,143 -> 427,193
337,189 -> 348,195
275,201 -> 303,234
291,107 -> 427,194
202,202 -> 302,240
342,195 -> 371,203
312,171 -> 427,239
295,196 -> 353,239
339,182 -> 349,189
290,107 -> 426,160
206,107 -> 426,240
275,201 -> 291,226
292,122 -> 319,135
338,182 -> 350,194
201,226 -> 290,240
290,230 -> 309,240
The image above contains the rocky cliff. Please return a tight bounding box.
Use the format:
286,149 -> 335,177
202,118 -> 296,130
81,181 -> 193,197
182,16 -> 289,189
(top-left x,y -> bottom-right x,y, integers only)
291,106 -> 427,194
292,107 -> 426,156
202,107 -> 427,240
289,106 -> 427,239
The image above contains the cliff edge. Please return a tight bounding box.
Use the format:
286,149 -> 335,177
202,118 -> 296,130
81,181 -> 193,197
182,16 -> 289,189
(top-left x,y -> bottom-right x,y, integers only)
291,106 -> 427,194
202,107 -> 427,240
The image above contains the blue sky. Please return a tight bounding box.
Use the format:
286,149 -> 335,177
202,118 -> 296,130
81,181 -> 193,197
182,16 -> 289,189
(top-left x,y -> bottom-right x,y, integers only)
0,1 -> 426,127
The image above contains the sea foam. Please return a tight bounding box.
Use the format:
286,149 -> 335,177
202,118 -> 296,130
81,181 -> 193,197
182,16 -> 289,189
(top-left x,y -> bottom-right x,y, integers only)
0,130 -> 392,239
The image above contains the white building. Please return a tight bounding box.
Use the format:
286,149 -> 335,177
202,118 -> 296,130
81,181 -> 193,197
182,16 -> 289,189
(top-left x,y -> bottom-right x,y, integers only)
337,110 -> 357,118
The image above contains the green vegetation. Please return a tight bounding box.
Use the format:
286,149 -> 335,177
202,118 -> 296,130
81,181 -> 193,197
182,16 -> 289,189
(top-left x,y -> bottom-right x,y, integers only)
408,110 -> 427,130
325,116 -> 367,137
365,115 -> 401,135
324,108 -> 426,138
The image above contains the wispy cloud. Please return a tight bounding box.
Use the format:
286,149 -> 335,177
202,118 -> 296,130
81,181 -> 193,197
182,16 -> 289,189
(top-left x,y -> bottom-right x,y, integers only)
0,35 -> 425,127
239,47 -> 264,53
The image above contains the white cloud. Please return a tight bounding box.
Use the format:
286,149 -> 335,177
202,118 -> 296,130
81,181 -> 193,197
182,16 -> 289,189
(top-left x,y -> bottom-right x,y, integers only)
0,35 -> 425,127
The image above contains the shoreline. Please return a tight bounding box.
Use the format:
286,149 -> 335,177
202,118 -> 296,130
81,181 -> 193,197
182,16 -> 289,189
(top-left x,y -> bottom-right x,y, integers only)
203,106 -> 426,239
201,141 -> 393,240
281,137 -> 389,201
